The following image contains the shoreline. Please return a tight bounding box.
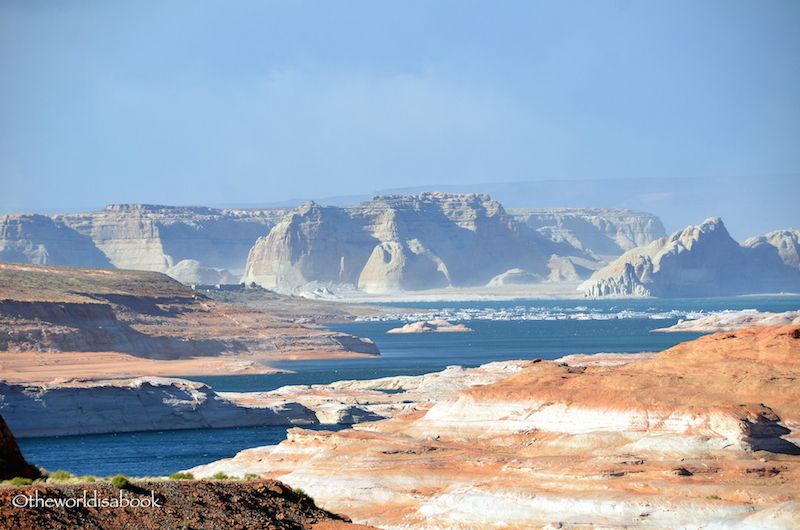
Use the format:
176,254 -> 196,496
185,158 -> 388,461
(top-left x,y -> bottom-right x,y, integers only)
0,349 -> 378,385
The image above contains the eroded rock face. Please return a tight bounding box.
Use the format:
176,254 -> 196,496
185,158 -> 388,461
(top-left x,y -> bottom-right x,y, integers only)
189,326 -> 800,530
0,377 -> 318,438
743,228 -> 800,271
0,200 -> 668,293
243,193 -> 551,294
508,207 -> 667,258
580,218 -> 800,297
0,204 -> 289,279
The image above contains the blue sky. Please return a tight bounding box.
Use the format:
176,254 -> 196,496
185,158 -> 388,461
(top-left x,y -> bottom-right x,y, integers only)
1,1 -> 799,219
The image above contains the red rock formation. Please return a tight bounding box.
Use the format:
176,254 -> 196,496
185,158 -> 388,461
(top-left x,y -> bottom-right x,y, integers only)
190,326 -> 800,529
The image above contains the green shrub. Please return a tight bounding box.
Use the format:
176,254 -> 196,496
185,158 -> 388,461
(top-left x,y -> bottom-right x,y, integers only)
169,472 -> 194,480
9,477 -> 33,486
293,487 -> 314,503
110,474 -> 131,489
243,473 -> 260,480
210,472 -> 229,480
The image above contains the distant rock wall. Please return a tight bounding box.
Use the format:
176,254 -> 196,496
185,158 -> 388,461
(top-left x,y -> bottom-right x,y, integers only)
0,199 -> 670,292
0,204 -> 289,279
580,218 -> 800,298
508,207 -> 667,258
243,193 -> 552,293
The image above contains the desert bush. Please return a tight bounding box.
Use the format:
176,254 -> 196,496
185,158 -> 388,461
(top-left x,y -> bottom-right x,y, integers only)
110,474 -> 130,489
169,472 -> 194,480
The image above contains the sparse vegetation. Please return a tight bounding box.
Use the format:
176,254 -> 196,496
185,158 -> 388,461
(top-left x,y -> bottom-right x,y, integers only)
293,487 -> 314,503
48,470 -> 74,480
8,477 -> 33,486
210,472 -> 230,481
243,473 -> 260,480
110,474 -> 131,489
169,472 -> 194,480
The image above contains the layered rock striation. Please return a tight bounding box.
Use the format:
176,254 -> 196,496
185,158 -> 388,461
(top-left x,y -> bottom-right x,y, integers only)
0,262 -> 379,382
0,204 -> 290,280
580,218 -> 800,298
0,198 -> 669,292
508,207 -> 667,259
189,326 -> 800,529
0,377 -> 318,438
243,193 -> 552,293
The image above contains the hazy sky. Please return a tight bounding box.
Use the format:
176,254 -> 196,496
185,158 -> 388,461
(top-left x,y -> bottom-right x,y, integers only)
1,1 -> 799,215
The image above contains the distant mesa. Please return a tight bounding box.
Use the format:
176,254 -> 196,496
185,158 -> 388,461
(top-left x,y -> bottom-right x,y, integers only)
7,195 -> 797,298
386,319 -> 475,334
580,218 -> 800,298
241,194 -> 664,294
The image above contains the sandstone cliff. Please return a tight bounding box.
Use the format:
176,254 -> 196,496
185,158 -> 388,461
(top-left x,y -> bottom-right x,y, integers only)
0,204 -> 290,279
188,326 -> 800,529
0,199 -> 668,292
580,217 -> 800,297
242,198 -> 670,294
743,228 -> 800,271
0,262 -> 379,382
508,207 -> 667,259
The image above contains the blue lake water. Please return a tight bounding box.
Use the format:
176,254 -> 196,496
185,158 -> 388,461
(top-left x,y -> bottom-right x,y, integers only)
17,296 -> 800,477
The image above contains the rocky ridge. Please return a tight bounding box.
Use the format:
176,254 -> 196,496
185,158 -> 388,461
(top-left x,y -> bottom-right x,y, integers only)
0,262 -> 379,382
1,362 -> 528,438
0,197 -> 666,292
656,310 -> 800,333
188,326 -> 800,529
580,218 -> 800,298
0,204 -> 290,280
243,194 -> 669,294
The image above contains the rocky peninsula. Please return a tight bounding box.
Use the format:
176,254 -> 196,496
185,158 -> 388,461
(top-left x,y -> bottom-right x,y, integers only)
0,262 -> 381,383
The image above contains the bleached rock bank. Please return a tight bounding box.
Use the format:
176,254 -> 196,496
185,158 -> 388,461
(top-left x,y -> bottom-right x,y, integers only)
0,377 -> 317,438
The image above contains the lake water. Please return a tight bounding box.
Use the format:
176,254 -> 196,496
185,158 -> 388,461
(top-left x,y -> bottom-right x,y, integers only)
17,296 -> 800,478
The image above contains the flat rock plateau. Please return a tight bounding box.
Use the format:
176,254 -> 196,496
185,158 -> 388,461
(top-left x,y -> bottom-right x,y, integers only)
0,262 -> 386,384
189,326 -> 800,529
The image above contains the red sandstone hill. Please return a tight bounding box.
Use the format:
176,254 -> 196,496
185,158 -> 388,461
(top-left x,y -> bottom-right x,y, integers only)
0,262 -> 380,382
189,325 -> 800,529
